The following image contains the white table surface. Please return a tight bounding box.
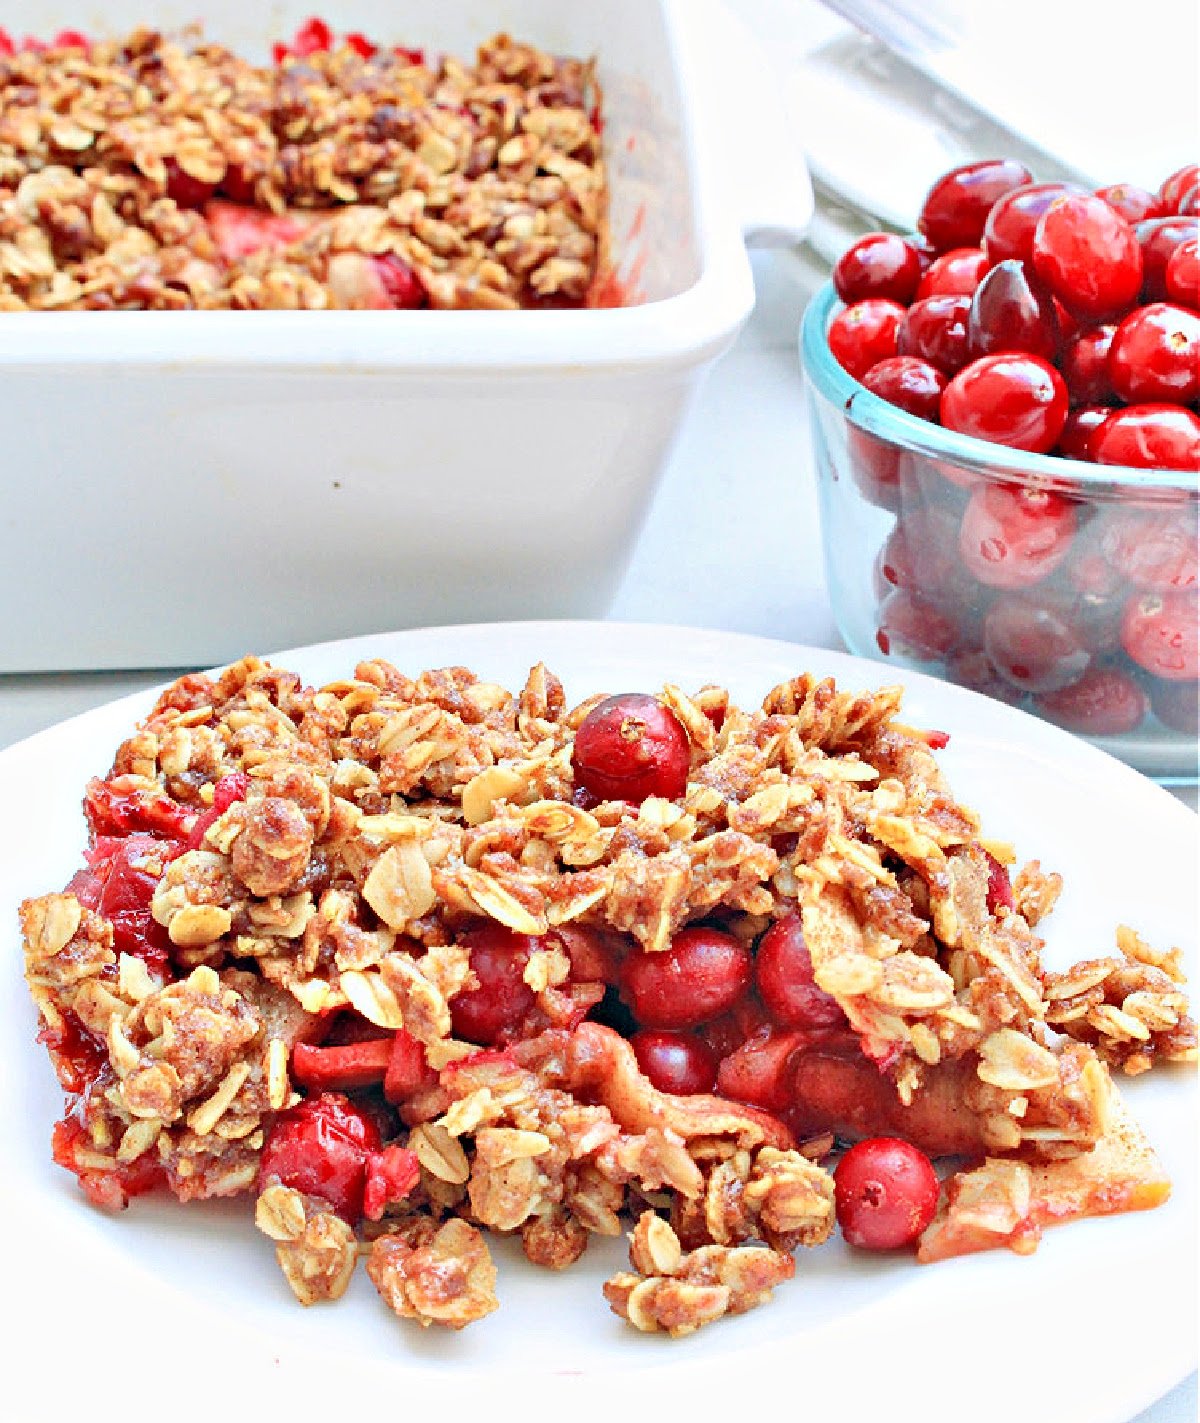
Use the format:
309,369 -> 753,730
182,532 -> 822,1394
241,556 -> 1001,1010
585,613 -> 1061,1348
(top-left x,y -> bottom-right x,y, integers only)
0,4 -> 1194,1416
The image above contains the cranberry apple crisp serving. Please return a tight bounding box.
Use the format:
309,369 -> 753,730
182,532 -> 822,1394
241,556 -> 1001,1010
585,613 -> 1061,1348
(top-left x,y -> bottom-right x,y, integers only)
20,656 -> 1195,1335
0,19 -> 608,310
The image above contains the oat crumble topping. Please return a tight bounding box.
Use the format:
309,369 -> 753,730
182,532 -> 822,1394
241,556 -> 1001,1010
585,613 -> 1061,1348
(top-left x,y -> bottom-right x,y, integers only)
19,653 -> 1195,1335
0,24 -> 609,310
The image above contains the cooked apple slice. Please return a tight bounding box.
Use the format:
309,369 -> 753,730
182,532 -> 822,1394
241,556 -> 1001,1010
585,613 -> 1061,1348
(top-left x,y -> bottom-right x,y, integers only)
917,1092 -> 1170,1263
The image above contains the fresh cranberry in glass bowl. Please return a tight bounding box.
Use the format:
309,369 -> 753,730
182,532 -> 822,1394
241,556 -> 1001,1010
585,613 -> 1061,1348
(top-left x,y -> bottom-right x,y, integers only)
918,158 -> 1032,251
941,354 -> 1069,454
800,154 -> 1200,780
827,299 -> 905,380
1031,193 -> 1143,321
1108,302 -> 1200,404
832,232 -> 923,306
896,295 -> 972,373
967,260 -> 1059,362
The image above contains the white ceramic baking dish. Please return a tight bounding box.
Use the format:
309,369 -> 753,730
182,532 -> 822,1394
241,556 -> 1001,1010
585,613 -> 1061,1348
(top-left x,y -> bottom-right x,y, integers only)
0,0 -> 811,671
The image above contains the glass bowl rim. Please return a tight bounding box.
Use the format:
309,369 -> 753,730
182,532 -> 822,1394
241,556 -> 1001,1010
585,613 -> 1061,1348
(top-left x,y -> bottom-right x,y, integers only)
800,280 -> 1198,501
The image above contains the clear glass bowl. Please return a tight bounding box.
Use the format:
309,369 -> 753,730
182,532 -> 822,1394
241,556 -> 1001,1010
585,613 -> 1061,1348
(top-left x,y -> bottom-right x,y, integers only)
800,280 -> 1199,783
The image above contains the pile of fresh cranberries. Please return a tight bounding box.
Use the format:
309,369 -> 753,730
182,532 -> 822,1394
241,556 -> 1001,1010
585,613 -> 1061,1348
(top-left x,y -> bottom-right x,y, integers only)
822,158 -> 1199,742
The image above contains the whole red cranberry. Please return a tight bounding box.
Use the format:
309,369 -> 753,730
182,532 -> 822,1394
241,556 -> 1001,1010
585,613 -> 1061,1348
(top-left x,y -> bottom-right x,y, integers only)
875,588 -> 960,662
1095,183 -> 1163,225
834,1137 -> 940,1250
1108,302 -> 1200,404
1055,406 -> 1112,461
861,355 -> 947,422
449,924 -> 538,1045
967,260 -> 1059,361
1120,591 -> 1199,681
879,504 -> 985,608
1060,325 -> 1117,405
897,294 -> 972,373
1033,666 -> 1148,736
940,353 -> 1069,454
958,484 -> 1077,589
983,182 -> 1086,267
1135,217 -> 1200,301
1166,238 -> 1199,308
1090,404 -> 1200,470
1031,194 -> 1143,321
754,916 -> 846,1032
1100,509 -> 1198,593
915,247 -> 990,300
1160,164 -> 1200,214
832,232 -> 922,306
828,299 -> 906,380
630,1029 -> 718,1095
622,926 -> 752,1030
918,158 -> 1033,251
257,1092 -> 381,1224
847,425 -> 907,512
1151,678 -> 1199,734
572,693 -> 689,804
983,594 -> 1091,693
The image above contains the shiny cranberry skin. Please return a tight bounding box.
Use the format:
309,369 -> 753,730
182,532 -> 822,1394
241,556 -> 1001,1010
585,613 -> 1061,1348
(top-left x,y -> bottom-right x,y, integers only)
983,182 -> 1085,267
1109,302 -> 1200,404
1031,194 -> 1143,321
622,926 -> 751,1030
1151,678 -> 1199,734
257,1092 -> 381,1224
832,232 -> 922,306
1180,186 -> 1200,218
897,295 -> 972,373
967,259 -> 1059,361
875,588 -> 960,662
1055,406 -> 1112,461
1121,591 -> 1199,681
1060,325 -> 1117,405
572,693 -> 689,804
984,594 -> 1091,694
1160,165 -> 1200,214
630,1030 -> 718,1095
1100,509 -> 1198,593
1135,218 -> 1199,301
828,299 -> 905,381
834,1137 -> 939,1250
918,158 -> 1033,252
1095,183 -> 1163,225
1033,666 -> 1148,736
941,353 -> 1068,454
450,925 -> 538,1045
716,1024 -> 810,1112
847,426 -> 906,512
1090,404 -> 1200,470
1166,239 -> 1199,308
915,246 -> 989,300
959,485 -> 1077,589
754,916 -> 846,1032
861,355 -> 946,421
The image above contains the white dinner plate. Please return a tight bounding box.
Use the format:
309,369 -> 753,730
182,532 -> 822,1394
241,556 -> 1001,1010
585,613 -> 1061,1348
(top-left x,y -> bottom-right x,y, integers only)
2,621 -> 1195,1423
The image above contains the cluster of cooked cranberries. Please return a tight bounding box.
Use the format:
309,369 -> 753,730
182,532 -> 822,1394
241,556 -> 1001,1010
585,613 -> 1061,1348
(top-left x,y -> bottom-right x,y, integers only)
824,159 -> 1199,741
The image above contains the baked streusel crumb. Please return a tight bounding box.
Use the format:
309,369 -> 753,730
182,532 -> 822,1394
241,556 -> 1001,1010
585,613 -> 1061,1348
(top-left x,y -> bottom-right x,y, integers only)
19,654 -> 1195,1334
0,21 -> 609,310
